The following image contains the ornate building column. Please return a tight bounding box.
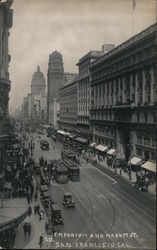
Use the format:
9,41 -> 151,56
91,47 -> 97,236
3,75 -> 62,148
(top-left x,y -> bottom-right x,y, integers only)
142,70 -> 146,105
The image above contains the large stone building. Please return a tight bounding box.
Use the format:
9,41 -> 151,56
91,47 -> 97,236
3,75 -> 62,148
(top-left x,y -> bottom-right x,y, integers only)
47,50 -> 64,127
0,0 -> 13,173
76,50 -> 105,140
64,72 -> 78,85
59,79 -> 78,132
90,23 -> 157,162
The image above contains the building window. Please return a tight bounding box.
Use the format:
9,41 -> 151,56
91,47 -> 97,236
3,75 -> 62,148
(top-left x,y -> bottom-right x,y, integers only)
144,113 -> 147,123
151,152 -> 156,161
136,148 -> 142,156
144,136 -> 150,146
137,135 -> 142,144
153,113 -> 156,123
152,137 -> 156,147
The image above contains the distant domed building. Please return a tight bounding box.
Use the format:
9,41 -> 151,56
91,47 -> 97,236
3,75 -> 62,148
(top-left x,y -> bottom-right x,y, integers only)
31,66 -> 46,96
30,66 -> 47,124
47,50 -> 64,127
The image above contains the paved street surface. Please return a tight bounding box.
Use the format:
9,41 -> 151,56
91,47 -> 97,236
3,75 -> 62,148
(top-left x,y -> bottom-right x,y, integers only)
16,132 -> 156,249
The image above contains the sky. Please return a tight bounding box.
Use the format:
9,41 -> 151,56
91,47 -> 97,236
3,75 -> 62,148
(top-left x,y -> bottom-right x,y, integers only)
9,0 -> 156,113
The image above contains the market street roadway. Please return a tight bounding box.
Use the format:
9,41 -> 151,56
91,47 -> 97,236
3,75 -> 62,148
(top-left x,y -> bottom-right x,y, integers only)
28,133 -> 156,249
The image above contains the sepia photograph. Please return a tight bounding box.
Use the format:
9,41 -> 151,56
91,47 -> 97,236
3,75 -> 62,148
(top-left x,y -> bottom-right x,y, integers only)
0,0 -> 156,249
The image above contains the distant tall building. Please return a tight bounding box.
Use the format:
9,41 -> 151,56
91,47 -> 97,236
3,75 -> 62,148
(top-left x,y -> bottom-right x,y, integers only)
47,50 -> 64,127
64,72 -> 78,85
31,66 -> 47,123
0,0 -> 13,173
31,66 -> 46,97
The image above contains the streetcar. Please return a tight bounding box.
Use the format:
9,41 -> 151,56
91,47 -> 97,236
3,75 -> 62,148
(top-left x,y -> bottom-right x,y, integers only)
55,163 -> 69,184
40,139 -> 49,150
61,149 -> 79,164
62,159 -> 80,182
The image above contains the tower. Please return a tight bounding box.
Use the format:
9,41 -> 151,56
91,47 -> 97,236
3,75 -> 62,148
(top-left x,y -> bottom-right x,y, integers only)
31,66 -> 46,97
30,66 -> 46,124
47,50 -> 64,126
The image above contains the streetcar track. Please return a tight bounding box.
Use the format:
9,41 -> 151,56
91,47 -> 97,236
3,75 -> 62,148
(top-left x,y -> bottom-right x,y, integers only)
83,166 -> 155,224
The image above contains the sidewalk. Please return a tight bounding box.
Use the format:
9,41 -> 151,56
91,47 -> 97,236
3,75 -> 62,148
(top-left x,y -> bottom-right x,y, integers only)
14,199 -> 47,249
14,177 -> 48,249
82,154 -> 156,196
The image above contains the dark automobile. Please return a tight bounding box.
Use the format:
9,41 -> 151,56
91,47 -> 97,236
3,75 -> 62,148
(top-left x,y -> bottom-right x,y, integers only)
42,191 -> 50,208
40,184 -> 48,195
51,204 -> 64,225
132,176 -> 148,191
62,192 -> 75,208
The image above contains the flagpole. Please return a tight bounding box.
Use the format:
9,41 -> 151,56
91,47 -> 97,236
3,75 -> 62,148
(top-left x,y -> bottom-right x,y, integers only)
131,1 -> 134,36
105,15 -> 106,45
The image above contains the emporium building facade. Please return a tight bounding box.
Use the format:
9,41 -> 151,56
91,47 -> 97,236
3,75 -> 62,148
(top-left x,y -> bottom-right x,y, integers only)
90,23 -> 157,162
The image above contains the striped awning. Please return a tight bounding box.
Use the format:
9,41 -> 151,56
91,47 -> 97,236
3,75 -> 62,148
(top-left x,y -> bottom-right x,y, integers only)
141,161 -> 156,173
107,149 -> 116,156
95,144 -> 108,152
130,156 -> 142,166
57,130 -> 66,135
76,137 -> 88,144
90,142 -> 97,147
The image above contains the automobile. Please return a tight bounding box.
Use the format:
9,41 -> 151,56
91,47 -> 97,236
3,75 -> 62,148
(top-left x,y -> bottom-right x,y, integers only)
34,162 -> 40,175
40,174 -> 49,185
51,204 -> 64,225
42,191 -> 50,208
62,192 -> 75,208
40,139 -> 49,151
132,176 -> 148,191
40,184 -> 48,194
52,135 -> 56,140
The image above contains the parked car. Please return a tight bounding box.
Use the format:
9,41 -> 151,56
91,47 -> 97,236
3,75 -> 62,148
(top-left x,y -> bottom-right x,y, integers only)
51,204 -> 64,225
132,176 -> 148,191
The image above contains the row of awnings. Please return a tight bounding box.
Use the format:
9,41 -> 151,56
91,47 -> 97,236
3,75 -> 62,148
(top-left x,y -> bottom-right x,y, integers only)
57,130 -> 67,135
75,137 -> 88,144
57,130 -> 88,144
90,143 -> 117,155
130,157 -> 156,173
90,143 -> 156,173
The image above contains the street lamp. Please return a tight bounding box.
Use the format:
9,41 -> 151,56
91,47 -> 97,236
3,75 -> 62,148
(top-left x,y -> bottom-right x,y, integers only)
29,137 -> 34,175
127,141 -> 132,181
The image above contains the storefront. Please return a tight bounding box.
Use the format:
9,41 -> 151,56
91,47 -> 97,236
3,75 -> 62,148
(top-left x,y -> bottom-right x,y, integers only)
106,149 -> 117,166
95,144 -> 108,160
129,156 -> 143,172
141,161 -> 156,185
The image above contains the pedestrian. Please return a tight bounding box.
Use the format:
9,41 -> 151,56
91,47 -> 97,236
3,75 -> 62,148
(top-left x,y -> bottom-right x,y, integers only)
120,168 -> 122,175
23,222 -> 27,237
53,145 -> 55,150
39,210 -> 42,221
34,191 -> 38,202
28,206 -> 32,216
34,205 -> 37,215
27,223 -> 31,237
39,234 -> 44,248
36,204 -> 40,215
26,193 -> 30,204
